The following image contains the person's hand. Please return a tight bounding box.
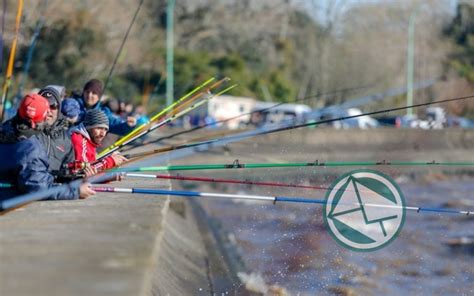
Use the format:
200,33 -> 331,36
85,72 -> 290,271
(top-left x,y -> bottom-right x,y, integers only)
83,163 -> 97,177
79,183 -> 96,199
126,116 -> 137,127
114,173 -> 124,181
111,152 -> 128,167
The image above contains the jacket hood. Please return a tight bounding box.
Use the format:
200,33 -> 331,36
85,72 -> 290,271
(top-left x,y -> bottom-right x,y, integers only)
71,123 -> 91,140
0,116 -> 42,143
71,123 -> 99,147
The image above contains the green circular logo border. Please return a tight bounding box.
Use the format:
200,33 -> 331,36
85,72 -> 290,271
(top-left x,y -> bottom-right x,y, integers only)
322,169 -> 406,252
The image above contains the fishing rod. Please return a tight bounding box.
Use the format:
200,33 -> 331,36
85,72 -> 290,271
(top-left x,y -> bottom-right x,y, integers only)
161,78 -> 229,119
98,82 -> 238,159
92,186 -> 472,216
0,172 -> 117,212
99,82 -> 236,160
113,159 -> 474,173
16,0 -> 49,98
126,173 -> 332,191
98,76 -> 217,158
1,157 -> 469,190
120,93 -> 474,158
0,0 -> 23,122
102,0 -> 145,94
122,129 -> 244,160
120,128 -> 272,160
126,84 -> 374,150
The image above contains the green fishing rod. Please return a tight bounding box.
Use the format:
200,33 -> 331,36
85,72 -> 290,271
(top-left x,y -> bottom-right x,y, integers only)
112,159 -> 474,173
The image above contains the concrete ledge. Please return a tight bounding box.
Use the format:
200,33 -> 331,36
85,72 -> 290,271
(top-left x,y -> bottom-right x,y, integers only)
150,200 -> 211,295
0,177 -> 173,296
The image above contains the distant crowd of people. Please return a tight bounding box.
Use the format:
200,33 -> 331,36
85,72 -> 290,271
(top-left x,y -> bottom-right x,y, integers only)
0,79 -> 149,202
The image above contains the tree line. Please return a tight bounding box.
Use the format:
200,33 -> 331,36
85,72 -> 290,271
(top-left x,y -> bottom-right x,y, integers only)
1,0 -> 472,117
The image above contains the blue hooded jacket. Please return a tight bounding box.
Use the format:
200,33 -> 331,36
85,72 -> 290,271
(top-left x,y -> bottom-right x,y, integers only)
0,121 -> 80,201
74,96 -> 134,135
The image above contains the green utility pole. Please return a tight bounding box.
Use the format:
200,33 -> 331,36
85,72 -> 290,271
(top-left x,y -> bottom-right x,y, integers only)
406,9 -> 417,116
166,0 -> 175,107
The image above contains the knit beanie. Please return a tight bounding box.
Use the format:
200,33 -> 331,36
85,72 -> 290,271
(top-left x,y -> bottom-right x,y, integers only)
18,94 -> 50,127
83,79 -> 103,97
38,85 -> 65,106
61,98 -> 81,118
84,109 -> 109,130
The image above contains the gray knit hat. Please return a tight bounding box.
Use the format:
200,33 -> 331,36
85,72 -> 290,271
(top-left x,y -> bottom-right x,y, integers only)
38,85 -> 65,106
84,109 -> 109,130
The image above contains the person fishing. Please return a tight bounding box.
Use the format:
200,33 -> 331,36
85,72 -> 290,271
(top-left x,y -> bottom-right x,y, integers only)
0,93 -> 95,201
71,109 -> 127,175
73,79 -> 137,135
35,85 -> 76,181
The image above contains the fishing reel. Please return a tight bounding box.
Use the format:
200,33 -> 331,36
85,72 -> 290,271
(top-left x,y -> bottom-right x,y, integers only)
55,161 -> 87,182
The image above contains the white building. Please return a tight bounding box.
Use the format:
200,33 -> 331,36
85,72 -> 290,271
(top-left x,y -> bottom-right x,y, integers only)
208,95 -> 257,129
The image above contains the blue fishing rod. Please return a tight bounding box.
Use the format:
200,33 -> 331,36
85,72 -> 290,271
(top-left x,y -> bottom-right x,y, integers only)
92,186 -> 472,216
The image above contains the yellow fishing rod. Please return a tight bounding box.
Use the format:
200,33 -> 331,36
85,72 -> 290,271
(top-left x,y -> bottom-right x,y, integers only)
163,77 -> 230,118
98,76 -> 216,158
0,0 -> 24,122
98,82 -> 237,159
123,128 -> 245,163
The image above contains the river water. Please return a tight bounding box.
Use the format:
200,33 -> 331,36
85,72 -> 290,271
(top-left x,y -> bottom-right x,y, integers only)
174,170 -> 473,295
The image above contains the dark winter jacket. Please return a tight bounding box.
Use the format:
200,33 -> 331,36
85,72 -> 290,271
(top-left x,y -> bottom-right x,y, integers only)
74,95 -> 133,135
36,117 -> 75,176
0,120 -> 80,201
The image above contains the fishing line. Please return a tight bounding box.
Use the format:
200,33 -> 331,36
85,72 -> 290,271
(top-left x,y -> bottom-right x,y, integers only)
120,94 -> 474,158
127,84 -> 374,150
102,0 -> 145,95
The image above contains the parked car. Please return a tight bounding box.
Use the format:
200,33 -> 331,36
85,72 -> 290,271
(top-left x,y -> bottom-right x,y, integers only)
446,116 -> 474,128
305,107 -> 379,129
249,103 -> 311,126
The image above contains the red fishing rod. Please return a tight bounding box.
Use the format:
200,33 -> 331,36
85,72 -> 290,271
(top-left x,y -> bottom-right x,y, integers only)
125,173 -> 331,191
